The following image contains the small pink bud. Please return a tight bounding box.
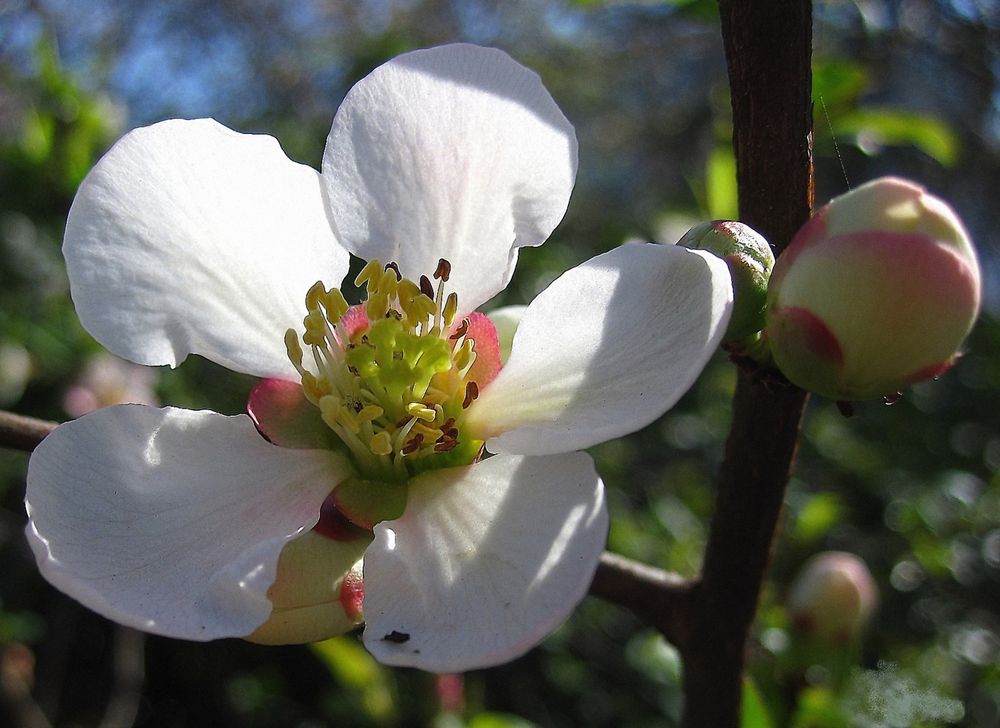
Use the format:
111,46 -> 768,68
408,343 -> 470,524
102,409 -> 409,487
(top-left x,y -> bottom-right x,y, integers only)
766,177 -> 981,401
63,352 -> 159,417
788,552 -> 878,645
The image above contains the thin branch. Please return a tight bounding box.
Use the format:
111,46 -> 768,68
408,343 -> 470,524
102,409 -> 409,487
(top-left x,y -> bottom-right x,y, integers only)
0,411 -> 57,452
589,552 -> 693,648
679,2 -> 815,726
98,627 -> 146,728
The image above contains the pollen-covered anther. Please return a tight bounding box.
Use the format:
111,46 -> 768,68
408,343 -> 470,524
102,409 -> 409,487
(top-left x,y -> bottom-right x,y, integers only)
443,293 -> 459,328
357,405 -> 383,422
384,261 -> 402,281
449,317 -> 469,340
401,433 -> 424,455
463,381 -> 479,409
406,403 -> 437,421
434,435 -> 459,452
370,432 -> 393,456
434,258 -> 452,281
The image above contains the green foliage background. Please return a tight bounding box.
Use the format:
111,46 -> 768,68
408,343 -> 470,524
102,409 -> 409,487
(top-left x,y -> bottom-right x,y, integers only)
0,1 -> 998,726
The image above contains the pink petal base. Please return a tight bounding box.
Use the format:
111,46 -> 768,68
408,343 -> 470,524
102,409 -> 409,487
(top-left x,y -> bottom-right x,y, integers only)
461,312 -> 501,388
313,492 -> 372,542
770,305 -> 845,367
247,378 -> 333,449
339,570 -> 364,622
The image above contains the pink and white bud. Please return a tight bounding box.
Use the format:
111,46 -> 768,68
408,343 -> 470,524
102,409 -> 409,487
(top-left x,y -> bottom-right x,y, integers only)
788,551 -> 878,645
766,177 -> 981,401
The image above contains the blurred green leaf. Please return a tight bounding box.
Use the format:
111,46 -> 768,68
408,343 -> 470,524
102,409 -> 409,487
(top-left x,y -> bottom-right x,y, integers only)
742,677 -> 775,728
833,109 -> 959,167
791,686 -> 847,728
311,636 -> 397,723
707,144 -> 738,219
793,492 -> 845,543
466,713 -> 540,728
813,60 -> 868,108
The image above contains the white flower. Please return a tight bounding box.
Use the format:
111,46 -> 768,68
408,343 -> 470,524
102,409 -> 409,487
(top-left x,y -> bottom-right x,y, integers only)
25,44 -> 732,672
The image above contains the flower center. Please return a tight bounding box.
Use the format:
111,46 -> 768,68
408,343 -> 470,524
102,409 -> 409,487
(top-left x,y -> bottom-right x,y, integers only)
285,258 -> 485,481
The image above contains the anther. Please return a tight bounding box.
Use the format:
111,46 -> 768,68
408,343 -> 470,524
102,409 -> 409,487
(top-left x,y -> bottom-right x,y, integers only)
305,281 -> 327,311
463,381 -> 479,409
284,329 -> 304,366
336,407 -> 361,434
419,275 -> 435,299
401,433 -> 424,455
443,294 -> 459,329
449,317 -> 470,340
324,288 -> 349,321
384,261 -> 402,281
356,258 -> 383,290
406,403 -> 437,421
370,431 -> 393,456
433,258 -> 451,282
434,437 -> 459,453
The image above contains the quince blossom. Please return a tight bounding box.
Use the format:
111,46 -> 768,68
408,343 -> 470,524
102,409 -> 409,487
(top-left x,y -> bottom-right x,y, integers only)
25,44 -> 732,671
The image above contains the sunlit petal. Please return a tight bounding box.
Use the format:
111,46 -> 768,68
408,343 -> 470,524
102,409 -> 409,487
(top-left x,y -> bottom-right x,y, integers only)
323,43 -> 577,311
65,118 -> 348,379
362,452 -> 607,671
467,243 -> 733,454
26,405 -> 350,640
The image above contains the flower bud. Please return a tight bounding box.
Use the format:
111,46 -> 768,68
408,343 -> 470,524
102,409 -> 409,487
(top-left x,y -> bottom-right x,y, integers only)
679,221 -> 774,342
788,551 -> 878,645
766,177 -> 981,401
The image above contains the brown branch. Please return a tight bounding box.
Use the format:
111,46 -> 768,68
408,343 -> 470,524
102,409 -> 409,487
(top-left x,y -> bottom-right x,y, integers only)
677,2 -> 815,726
98,627 -> 146,728
589,552 -> 693,648
0,411 -> 57,452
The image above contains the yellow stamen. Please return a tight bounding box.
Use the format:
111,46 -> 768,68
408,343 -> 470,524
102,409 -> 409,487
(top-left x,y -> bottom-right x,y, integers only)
443,292 -> 459,328
406,402 -> 437,421
357,404 -> 384,422
355,258 -> 383,290
370,431 -> 393,456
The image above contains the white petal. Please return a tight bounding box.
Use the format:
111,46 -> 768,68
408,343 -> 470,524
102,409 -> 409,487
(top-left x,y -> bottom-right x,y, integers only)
466,243 -> 733,455
362,452 -> 607,672
486,304 -> 527,365
323,44 -> 577,311
65,119 -> 348,379
25,405 -> 350,640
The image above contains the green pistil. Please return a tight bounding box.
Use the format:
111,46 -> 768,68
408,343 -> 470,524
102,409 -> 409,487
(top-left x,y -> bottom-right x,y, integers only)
286,258 -> 484,482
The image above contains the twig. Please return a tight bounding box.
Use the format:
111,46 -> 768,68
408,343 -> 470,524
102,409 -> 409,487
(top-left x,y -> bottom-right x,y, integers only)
589,553 -> 693,648
0,411 -> 57,452
98,627 -> 146,728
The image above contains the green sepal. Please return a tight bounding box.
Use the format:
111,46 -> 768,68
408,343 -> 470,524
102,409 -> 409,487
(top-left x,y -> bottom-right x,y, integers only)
333,477 -> 408,529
